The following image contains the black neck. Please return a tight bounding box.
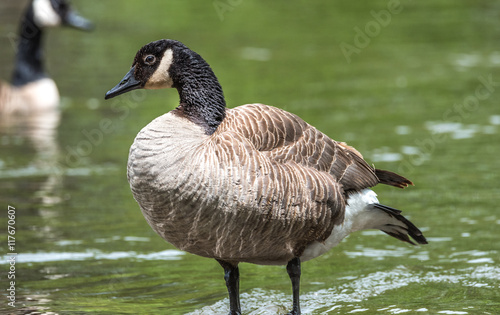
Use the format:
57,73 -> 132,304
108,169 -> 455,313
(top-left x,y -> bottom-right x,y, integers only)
173,57 -> 226,135
11,7 -> 47,86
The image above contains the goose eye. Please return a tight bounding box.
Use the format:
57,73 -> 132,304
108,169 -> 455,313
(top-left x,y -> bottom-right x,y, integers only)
144,55 -> 156,65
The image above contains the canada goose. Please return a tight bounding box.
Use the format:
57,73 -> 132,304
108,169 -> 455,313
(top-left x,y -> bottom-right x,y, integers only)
105,39 -> 427,315
0,0 -> 93,114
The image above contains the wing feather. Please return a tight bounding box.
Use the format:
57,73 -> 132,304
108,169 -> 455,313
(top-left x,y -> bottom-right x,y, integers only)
208,129 -> 344,253
221,104 -> 380,192
209,103 -> 412,257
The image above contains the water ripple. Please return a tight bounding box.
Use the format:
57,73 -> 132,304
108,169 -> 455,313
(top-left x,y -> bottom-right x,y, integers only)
0,249 -> 184,264
187,265 -> 500,315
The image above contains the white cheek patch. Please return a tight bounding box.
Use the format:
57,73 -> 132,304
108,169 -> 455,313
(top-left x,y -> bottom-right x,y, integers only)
33,0 -> 62,28
145,49 -> 174,89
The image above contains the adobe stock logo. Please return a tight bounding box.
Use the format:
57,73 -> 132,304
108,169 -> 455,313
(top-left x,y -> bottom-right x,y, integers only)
213,0 -> 243,22
340,0 -> 407,64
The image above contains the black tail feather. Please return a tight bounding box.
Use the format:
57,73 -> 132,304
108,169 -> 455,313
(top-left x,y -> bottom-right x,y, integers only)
373,203 -> 427,245
375,169 -> 413,189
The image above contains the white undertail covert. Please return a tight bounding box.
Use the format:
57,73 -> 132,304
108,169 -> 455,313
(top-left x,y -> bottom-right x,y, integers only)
301,189 -> 379,261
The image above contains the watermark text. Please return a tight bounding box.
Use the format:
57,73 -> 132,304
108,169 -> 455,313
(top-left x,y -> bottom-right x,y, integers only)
7,205 -> 17,308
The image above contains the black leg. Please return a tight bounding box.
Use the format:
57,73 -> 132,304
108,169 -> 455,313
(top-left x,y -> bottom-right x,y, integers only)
285,257 -> 301,315
217,259 -> 241,315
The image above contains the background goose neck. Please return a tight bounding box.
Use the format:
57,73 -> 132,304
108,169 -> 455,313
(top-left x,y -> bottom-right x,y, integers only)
12,7 -> 46,86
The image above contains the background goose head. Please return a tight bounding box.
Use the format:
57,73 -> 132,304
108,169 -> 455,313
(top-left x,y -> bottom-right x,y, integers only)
29,0 -> 93,31
10,0 -> 93,88
105,39 -> 226,134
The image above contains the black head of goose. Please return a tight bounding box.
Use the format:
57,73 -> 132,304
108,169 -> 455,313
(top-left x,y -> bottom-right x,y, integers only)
105,39 -> 427,315
0,0 -> 93,114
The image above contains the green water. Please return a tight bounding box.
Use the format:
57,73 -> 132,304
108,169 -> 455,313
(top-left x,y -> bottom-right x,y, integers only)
1,0 -> 499,314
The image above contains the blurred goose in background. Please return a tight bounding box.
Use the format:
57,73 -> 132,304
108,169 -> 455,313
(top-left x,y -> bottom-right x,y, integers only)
105,39 -> 427,315
0,0 -> 93,114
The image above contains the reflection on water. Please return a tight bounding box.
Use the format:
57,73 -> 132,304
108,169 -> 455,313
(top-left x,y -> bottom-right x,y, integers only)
0,108 -> 63,209
343,244 -> 427,261
451,52 -> 500,69
370,114 -> 500,163
0,108 -> 64,315
425,121 -> 497,140
0,249 -> 184,264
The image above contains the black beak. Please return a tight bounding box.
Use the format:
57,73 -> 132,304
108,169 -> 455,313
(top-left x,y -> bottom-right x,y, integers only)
64,10 -> 94,31
105,67 -> 142,100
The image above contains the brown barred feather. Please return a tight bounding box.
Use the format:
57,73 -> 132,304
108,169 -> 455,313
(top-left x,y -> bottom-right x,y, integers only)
220,104 -> 380,192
